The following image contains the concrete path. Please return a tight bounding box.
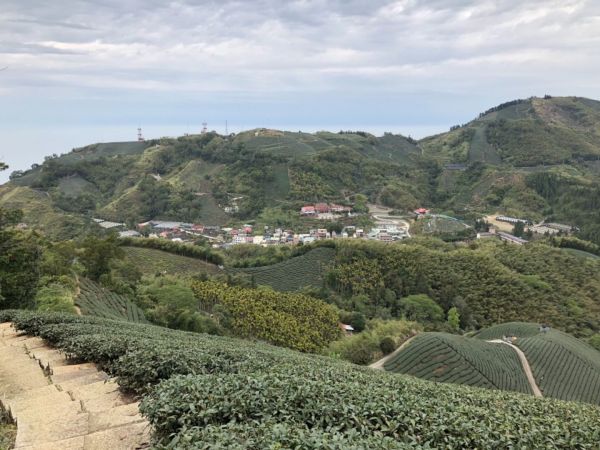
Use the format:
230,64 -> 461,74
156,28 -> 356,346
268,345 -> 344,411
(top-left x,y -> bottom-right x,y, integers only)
369,336 -> 416,370
487,339 -> 543,397
0,322 -> 151,449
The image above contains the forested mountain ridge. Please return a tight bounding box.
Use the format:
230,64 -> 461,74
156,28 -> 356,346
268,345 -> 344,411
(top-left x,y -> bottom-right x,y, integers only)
1,96 -> 600,243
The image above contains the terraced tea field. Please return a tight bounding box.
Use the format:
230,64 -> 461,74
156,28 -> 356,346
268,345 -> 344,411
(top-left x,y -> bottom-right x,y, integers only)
383,332 -> 532,394
4,311 -> 600,449
76,278 -> 147,323
123,246 -> 220,276
233,247 -> 335,291
387,323 -> 600,405
517,331 -> 600,405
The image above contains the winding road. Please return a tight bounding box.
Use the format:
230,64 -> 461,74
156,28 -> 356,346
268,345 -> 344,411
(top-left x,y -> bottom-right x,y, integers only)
369,336 -> 417,370
487,339 -> 543,397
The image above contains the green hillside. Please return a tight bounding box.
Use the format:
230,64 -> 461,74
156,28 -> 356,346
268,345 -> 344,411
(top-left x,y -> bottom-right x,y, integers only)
2,96 -> 600,244
232,246 -> 335,291
474,322 -> 600,405
123,246 -> 220,276
3,310 -> 600,448
385,322 -> 600,405
76,278 -> 147,323
382,332 -> 532,394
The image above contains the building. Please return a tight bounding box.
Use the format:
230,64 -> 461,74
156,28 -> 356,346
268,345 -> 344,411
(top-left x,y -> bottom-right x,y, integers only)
315,203 -> 330,214
414,208 -> 430,216
118,230 -> 141,238
497,231 -> 528,245
300,206 -> 317,216
545,223 -> 574,233
496,216 -> 529,225
531,225 -> 558,235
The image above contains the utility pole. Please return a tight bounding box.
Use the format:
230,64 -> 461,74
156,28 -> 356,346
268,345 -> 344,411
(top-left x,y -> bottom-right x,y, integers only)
225,120 -> 228,135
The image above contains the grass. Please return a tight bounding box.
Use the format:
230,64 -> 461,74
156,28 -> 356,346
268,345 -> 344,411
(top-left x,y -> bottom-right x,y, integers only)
383,332 -> 532,394
123,246 -> 220,276
0,424 -> 16,450
76,278 -> 147,323
232,247 -> 335,291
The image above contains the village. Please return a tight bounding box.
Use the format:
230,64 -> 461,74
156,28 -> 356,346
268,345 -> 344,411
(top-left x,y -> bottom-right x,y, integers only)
92,204 -> 575,249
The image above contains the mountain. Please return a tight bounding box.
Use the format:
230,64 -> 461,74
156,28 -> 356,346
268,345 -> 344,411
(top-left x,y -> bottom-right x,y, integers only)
1,96 -> 600,244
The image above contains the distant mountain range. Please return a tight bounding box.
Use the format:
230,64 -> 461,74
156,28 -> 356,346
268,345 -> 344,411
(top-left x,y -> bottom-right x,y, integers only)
1,96 -> 599,243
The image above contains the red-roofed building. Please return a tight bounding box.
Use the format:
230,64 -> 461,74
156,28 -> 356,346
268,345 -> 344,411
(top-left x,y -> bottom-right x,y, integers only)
414,208 -> 430,216
315,203 -> 330,213
300,205 -> 316,216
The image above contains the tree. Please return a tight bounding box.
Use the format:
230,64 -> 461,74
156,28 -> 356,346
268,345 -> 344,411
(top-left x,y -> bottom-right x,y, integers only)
447,307 -> 460,332
0,162 -> 42,309
79,234 -> 124,281
399,294 -> 444,323
513,221 -> 525,237
589,334 -> 600,352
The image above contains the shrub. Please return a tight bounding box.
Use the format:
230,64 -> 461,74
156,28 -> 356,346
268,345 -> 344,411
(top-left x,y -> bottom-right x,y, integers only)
379,337 -> 396,355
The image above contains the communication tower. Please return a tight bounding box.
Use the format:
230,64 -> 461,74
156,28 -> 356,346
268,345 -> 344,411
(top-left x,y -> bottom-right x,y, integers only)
137,128 -> 145,142
201,122 -> 208,134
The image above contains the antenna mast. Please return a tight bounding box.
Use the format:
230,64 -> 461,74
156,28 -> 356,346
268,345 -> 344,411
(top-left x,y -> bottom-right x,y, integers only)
201,122 -> 208,134
137,128 -> 145,142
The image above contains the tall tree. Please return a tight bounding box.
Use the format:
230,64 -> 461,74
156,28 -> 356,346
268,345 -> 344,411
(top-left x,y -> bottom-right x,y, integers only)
0,162 -> 42,308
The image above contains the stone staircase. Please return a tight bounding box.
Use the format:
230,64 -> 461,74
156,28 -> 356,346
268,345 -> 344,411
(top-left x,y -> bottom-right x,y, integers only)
0,323 -> 151,449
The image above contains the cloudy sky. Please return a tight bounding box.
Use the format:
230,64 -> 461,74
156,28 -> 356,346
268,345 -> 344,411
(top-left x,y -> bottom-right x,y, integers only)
1,0 -> 600,182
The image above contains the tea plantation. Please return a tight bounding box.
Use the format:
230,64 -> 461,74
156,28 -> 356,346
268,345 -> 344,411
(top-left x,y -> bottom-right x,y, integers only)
382,333 -> 532,394
2,310 -> 600,449
76,278 -> 147,323
385,324 -> 600,406
475,322 -> 600,405
123,246 -> 220,276
232,247 -> 335,291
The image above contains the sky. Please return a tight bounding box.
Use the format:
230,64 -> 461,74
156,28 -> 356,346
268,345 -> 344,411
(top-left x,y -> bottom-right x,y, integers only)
1,0 -> 600,183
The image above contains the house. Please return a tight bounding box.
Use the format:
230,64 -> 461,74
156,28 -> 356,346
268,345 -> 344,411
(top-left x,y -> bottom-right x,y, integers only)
414,208 -> 430,216
330,204 -> 351,213
317,229 -> 329,239
300,205 -> 317,216
315,203 -> 330,214
339,323 -> 355,336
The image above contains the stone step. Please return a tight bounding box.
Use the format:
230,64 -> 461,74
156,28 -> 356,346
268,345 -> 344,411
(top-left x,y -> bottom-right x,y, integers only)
6,384 -> 60,402
14,401 -> 89,448
88,403 -> 145,433
29,347 -> 69,370
56,372 -> 109,391
8,391 -> 75,417
51,364 -> 99,384
21,337 -> 47,350
17,436 -> 85,450
83,422 -> 150,450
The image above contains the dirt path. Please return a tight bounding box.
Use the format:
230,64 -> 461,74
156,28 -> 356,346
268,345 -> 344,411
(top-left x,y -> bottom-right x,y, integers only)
369,336 -> 417,370
74,276 -> 82,316
0,322 -> 150,449
487,339 -> 543,397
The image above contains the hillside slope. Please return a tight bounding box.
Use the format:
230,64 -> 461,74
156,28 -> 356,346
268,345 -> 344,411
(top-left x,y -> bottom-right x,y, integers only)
3,310 -> 600,448
2,96 -> 600,244
384,323 -> 600,405
474,322 -> 600,405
